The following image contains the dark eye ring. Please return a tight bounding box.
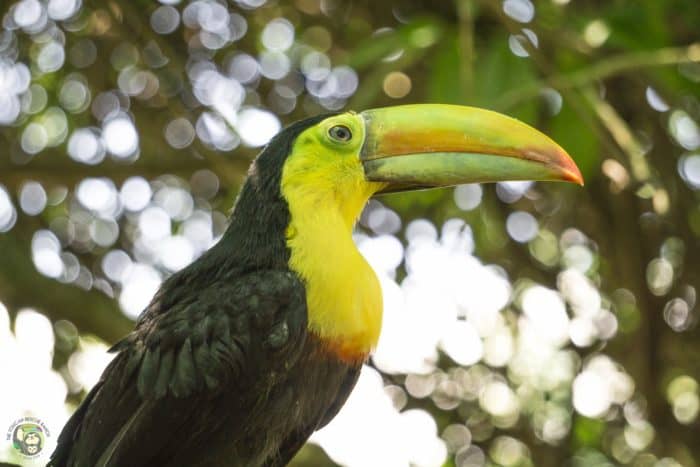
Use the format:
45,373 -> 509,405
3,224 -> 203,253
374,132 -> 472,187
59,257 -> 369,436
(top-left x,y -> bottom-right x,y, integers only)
328,125 -> 352,142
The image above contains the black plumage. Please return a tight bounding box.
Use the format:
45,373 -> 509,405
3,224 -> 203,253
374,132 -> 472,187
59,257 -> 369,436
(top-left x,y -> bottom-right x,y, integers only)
49,114 -> 361,467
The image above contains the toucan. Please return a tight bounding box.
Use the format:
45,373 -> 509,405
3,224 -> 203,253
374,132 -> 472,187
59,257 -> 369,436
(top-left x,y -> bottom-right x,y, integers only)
49,104 -> 582,467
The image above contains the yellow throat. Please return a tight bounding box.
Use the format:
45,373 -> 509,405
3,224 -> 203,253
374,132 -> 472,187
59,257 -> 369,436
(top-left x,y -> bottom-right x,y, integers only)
280,122 -> 385,361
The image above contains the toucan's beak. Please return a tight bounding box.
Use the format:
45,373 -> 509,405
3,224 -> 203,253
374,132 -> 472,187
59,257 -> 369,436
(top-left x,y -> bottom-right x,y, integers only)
360,104 -> 583,193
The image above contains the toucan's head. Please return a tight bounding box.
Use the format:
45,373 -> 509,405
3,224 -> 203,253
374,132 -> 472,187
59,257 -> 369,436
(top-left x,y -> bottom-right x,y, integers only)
279,104 -> 582,224
237,104 -> 583,357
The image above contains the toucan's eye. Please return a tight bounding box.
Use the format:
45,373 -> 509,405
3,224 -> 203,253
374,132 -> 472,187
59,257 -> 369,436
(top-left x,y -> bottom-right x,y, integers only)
328,125 -> 352,142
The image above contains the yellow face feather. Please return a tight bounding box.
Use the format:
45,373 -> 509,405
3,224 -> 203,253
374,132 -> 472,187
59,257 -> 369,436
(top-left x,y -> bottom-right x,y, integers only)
281,112 -> 386,359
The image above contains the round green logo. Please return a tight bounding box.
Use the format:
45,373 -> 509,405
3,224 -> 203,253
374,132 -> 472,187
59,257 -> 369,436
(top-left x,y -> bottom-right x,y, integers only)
6,417 -> 50,459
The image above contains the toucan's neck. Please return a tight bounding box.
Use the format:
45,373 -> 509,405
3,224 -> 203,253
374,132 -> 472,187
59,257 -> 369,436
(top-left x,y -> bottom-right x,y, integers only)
219,172 -> 291,271
219,166 -> 384,363
282,184 -> 383,363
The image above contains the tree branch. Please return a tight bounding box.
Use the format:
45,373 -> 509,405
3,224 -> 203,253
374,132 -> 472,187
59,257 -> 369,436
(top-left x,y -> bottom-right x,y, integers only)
1,156 -> 243,191
495,43 -> 700,111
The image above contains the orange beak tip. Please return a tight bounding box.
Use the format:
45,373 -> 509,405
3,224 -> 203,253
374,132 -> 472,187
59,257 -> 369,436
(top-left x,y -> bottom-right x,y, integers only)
561,155 -> 584,186
567,170 -> 585,186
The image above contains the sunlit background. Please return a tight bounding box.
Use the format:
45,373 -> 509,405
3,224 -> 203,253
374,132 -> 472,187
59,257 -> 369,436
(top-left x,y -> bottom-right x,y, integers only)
1,0 -> 700,466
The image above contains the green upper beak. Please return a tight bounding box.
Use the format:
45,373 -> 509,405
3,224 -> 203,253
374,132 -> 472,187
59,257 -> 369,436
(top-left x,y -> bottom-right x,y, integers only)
360,104 -> 583,193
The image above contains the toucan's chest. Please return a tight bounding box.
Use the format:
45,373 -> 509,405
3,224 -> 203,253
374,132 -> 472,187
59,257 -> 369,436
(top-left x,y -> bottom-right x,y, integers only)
286,217 -> 383,358
192,333 -> 361,466
281,178 -> 384,358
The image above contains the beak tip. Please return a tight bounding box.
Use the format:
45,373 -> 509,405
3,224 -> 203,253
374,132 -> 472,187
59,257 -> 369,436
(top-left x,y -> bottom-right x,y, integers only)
558,151 -> 584,186
530,147 -> 584,185
561,164 -> 584,186
566,171 -> 585,186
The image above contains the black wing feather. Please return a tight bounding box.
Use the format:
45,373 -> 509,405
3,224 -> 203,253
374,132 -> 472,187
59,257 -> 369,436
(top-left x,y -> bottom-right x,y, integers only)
48,270 -> 307,467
